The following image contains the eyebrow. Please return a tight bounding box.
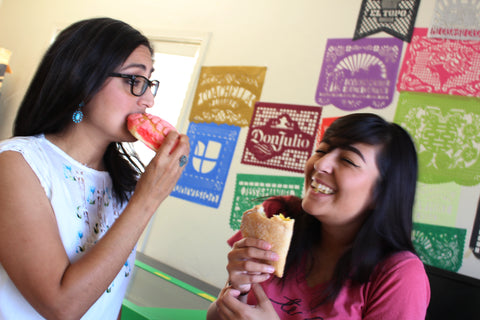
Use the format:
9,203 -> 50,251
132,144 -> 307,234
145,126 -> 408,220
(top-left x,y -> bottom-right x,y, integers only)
341,145 -> 366,163
120,63 -> 155,74
320,139 -> 367,163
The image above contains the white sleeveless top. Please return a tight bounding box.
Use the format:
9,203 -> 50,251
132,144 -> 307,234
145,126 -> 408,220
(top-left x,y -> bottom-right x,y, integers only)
0,135 -> 136,319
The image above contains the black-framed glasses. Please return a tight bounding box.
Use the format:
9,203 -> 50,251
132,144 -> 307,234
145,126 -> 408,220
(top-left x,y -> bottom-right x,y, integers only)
109,73 -> 160,97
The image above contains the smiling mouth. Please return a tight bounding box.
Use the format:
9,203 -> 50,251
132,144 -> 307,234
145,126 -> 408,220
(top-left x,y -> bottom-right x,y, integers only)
310,179 -> 334,194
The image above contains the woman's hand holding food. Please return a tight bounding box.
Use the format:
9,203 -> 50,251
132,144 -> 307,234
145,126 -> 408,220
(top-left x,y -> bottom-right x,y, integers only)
226,237 -> 279,295
130,131 -> 189,215
215,284 -> 280,320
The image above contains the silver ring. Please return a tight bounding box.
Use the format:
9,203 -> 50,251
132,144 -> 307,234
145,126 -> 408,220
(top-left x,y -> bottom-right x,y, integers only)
179,155 -> 188,167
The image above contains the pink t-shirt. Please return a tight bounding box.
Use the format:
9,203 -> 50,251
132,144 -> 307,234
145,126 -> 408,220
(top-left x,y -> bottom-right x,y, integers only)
246,251 -> 430,319
230,197 -> 430,319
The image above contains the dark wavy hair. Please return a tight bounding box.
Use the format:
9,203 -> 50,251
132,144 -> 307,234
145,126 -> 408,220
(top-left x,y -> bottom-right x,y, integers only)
280,113 -> 418,309
13,17 -> 152,203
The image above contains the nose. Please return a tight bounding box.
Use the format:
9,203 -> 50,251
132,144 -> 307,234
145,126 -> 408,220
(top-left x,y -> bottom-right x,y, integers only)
139,89 -> 155,109
313,152 -> 334,174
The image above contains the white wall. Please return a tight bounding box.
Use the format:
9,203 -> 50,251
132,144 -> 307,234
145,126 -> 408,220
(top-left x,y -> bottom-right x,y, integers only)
0,0 -> 447,289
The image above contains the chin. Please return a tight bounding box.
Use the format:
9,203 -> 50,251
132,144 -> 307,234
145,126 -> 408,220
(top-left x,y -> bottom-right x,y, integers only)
120,129 -> 136,143
301,196 -> 316,215
124,136 -> 137,143
302,188 -> 331,215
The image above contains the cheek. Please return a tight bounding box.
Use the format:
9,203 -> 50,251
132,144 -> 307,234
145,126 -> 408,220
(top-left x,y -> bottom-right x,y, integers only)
364,180 -> 379,210
347,178 -> 377,210
304,156 -> 316,174
304,159 -> 315,187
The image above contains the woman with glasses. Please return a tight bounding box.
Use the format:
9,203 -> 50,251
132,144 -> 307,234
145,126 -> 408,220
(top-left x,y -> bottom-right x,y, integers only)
0,17 -> 189,319
207,113 -> 430,319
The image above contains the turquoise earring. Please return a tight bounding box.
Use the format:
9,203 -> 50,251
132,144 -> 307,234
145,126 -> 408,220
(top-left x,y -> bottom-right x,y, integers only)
72,101 -> 84,123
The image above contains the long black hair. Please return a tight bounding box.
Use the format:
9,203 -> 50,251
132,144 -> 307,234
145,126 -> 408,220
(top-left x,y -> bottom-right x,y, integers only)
13,17 -> 152,203
281,113 -> 418,308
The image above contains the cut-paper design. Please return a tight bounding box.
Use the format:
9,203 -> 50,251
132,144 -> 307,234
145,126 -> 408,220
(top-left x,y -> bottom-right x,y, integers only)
315,37 -> 403,110
241,102 -> 322,173
171,122 -> 240,208
429,0 -> 480,41
412,223 -> 466,272
188,66 -> 267,127
353,0 -> 421,42
414,182 -> 461,227
229,174 -> 304,230
394,92 -> 480,186
469,195 -> 480,259
397,28 -> 480,97
315,117 -> 338,149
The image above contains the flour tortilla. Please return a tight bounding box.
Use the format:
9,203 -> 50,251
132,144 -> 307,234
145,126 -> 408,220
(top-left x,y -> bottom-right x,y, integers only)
240,205 -> 294,278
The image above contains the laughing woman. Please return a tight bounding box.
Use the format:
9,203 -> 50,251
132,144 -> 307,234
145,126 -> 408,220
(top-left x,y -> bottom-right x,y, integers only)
207,113 -> 430,320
